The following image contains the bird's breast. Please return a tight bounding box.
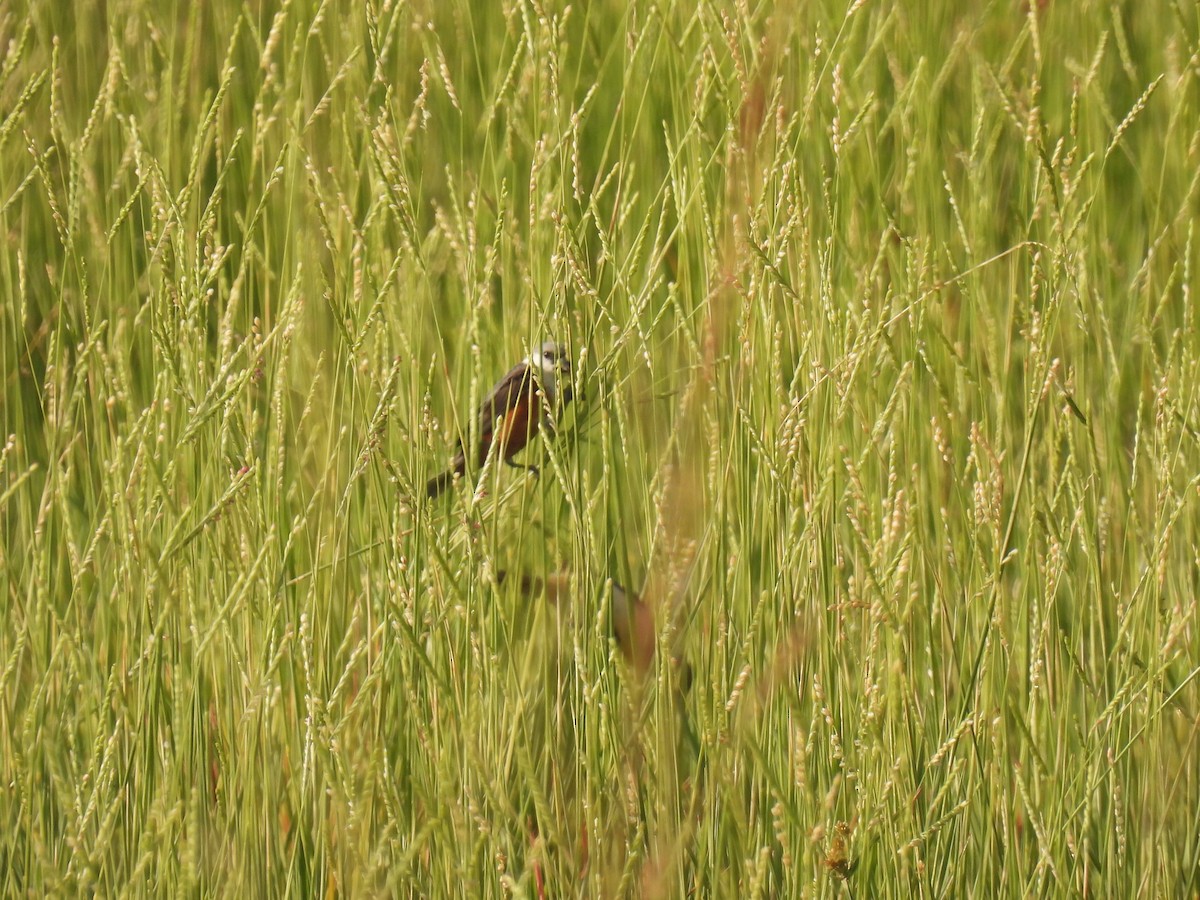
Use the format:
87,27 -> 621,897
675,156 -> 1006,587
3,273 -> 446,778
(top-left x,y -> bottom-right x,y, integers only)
492,390 -> 541,457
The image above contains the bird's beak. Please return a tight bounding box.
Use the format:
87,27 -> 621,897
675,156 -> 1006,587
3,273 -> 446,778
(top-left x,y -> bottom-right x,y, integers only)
559,359 -> 574,404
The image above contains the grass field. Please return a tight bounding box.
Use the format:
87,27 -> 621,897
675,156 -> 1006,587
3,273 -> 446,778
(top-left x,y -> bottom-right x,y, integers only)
2,0 -> 1199,895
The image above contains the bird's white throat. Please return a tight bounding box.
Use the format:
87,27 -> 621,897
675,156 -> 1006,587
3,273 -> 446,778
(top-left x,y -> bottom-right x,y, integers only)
527,350 -> 558,403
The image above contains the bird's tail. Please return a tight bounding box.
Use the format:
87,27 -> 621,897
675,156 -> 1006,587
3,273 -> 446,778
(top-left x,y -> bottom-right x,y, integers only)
425,469 -> 456,499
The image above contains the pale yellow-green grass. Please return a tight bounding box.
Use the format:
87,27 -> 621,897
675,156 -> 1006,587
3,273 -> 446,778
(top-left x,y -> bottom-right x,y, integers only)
1,0 -> 1198,896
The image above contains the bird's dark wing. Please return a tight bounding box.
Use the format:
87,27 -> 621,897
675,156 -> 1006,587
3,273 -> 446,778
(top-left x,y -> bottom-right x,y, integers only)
475,361 -> 535,433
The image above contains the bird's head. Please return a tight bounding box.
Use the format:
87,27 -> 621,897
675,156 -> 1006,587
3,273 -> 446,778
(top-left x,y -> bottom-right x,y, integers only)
529,341 -> 574,405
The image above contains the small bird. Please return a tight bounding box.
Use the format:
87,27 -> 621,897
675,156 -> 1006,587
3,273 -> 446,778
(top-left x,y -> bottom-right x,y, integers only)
610,580 -> 693,691
426,341 -> 573,499
516,571 -> 692,690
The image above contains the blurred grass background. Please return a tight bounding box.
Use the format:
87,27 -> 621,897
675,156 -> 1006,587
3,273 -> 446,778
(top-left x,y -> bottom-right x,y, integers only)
1,0 -> 1199,895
